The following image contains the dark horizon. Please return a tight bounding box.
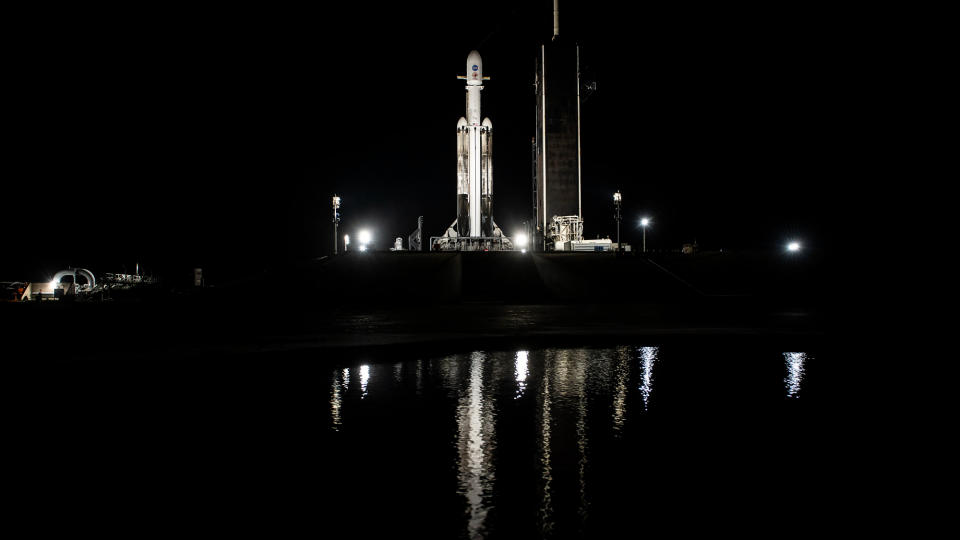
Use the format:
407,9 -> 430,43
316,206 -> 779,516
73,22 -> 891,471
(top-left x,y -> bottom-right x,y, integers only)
4,1 -> 838,282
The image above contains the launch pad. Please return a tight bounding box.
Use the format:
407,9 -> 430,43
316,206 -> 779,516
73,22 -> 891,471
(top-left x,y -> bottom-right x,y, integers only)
430,235 -> 517,252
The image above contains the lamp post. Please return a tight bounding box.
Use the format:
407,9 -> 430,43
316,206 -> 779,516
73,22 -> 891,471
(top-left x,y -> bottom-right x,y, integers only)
613,191 -> 622,253
640,217 -> 650,253
332,195 -> 341,255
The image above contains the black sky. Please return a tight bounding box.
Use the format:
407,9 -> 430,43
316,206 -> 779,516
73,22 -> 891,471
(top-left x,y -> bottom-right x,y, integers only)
5,2 -> 842,282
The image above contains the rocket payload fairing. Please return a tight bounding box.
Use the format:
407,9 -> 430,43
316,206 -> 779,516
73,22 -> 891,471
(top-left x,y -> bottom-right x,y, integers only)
440,50 -> 509,247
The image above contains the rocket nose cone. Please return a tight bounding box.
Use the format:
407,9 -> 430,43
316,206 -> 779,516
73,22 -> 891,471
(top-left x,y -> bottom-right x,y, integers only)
466,50 -> 482,85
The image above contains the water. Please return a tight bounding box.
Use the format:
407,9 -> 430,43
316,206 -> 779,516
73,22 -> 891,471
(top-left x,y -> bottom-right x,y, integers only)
15,343 -> 834,535
322,345 -> 825,538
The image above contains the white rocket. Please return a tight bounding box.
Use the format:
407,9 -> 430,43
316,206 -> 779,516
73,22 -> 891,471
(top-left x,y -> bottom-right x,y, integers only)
443,50 -> 507,243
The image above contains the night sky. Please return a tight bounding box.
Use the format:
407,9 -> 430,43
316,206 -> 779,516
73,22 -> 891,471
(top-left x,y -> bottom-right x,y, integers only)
6,2 -> 839,282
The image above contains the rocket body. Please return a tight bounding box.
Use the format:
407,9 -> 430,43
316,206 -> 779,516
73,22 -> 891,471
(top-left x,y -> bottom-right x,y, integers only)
455,50 -> 493,237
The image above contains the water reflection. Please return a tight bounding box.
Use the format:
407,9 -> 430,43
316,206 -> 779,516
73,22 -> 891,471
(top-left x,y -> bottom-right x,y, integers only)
638,347 -> 659,410
330,371 -> 342,431
515,351 -> 529,398
415,359 -> 423,395
538,349 -> 593,532
612,348 -> 630,434
326,345 -> 813,537
784,352 -> 806,398
574,352 -> 590,529
457,352 -> 496,538
538,353 -> 553,536
360,365 -> 370,399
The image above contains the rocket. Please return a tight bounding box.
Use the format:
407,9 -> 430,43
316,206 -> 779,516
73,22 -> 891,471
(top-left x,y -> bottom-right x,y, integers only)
437,50 -> 510,249
456,50 -> 491,238
444,50 -> 505,241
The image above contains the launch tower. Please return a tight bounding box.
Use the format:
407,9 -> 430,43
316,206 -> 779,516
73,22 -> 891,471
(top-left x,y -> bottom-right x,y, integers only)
533,2 -> 586,250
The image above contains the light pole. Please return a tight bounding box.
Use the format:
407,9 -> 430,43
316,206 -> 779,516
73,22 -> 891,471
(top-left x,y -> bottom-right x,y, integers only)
640,217 -> 650,253
332,195 -> 341,255
613,191 -> 622,252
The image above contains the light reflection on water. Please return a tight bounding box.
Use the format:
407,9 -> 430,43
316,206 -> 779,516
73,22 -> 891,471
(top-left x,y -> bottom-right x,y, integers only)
359,365 -> 370,399
538,353 -> 554,537
784,352 -> 806,398
328,346 -> 812,538
639,346 -> 658,410
330,371 -> 342,431
611,348 -> 629,435
457,352 -> 496,538
515,351 -> 529,398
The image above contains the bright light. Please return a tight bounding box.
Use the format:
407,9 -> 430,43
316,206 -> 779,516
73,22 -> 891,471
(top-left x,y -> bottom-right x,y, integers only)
358,230 -> 372,244
613,191 -> 622,202
332,196 -> 341,208
515,233 -> 528,248
358,245 -> 367,252
521,248 -> 527,254
641,218 -> 650,227
787,242 -> 801,252
344,234 -> 350,245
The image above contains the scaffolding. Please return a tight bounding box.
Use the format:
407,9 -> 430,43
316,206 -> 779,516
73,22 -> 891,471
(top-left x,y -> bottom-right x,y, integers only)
549,215 -> 583,249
